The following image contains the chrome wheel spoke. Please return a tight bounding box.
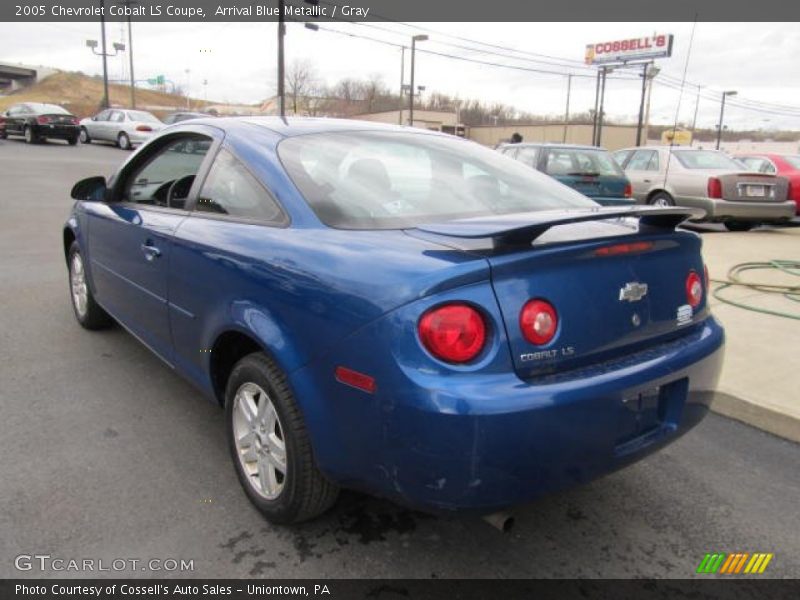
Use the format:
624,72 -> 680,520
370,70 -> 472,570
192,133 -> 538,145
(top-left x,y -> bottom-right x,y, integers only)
232,382 -> 287,500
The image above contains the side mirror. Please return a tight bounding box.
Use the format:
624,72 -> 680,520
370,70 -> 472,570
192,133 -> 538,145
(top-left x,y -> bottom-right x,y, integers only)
71,176 -> 107,201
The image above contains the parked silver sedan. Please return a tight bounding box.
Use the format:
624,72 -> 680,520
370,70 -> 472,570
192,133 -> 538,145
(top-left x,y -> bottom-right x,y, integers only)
79,109 -> 164,150
613,146 -> 795,231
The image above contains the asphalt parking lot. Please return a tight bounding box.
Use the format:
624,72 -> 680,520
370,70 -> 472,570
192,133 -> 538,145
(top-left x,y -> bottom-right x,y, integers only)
1,138 -> 799,579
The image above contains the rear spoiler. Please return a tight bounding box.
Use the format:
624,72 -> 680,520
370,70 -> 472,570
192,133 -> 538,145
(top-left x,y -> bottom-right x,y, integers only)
414,206 -> 705,248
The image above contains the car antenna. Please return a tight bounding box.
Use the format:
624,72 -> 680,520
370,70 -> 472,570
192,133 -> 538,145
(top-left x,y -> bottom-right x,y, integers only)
663,16 -> 698,187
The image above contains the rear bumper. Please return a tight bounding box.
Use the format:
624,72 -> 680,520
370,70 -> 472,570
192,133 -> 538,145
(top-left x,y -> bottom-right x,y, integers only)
33,124 -> 79,139
693,197 -> 795,222
295,317 -> 725,513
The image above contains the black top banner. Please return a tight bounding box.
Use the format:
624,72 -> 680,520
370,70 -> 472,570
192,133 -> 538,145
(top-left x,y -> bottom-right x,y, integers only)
2,0 -> 800,22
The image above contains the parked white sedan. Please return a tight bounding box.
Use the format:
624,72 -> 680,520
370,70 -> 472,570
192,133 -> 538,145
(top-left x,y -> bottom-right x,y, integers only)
79,109 -> 163,150
613,146 -> 795,231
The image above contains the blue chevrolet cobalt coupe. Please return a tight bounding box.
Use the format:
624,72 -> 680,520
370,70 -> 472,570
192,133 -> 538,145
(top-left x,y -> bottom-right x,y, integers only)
64,118 -> 724,523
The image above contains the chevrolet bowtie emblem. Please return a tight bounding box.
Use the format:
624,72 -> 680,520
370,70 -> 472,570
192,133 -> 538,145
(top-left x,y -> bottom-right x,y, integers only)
619,282 -> 648,302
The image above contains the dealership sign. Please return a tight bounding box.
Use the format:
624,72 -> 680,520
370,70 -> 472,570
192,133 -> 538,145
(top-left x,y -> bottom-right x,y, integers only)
585,34 -> 674,65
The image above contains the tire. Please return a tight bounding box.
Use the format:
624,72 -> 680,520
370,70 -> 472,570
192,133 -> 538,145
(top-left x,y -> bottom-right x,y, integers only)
724,221 -> 755,232
68,136 -> 79,146
79,128 -> 91,144
0,129 -> 7,140
225,352 -> 339,524
24,126 -> 37,144
648,191 -> 674,207
67,242 -> 113,330
117,132 -> 131,150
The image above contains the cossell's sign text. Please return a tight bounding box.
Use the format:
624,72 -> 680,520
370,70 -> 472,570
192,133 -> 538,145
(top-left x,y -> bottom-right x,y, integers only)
585,34 -> 674,65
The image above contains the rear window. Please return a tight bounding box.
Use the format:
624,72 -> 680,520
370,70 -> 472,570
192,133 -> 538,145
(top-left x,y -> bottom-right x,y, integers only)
543,148 -> 624,177
674,150 -> 742,170
31,103 -> 70,115
784,156 -> 800,169
278,131 -> 596,229
126,111 -> 161,123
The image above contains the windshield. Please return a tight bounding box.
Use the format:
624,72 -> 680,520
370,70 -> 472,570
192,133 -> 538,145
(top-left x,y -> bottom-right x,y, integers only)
674,150 -> 742,170
127,111 -> 161,123
543,147 -> 624,177
278,131 -> 596,229
784,155 -> 800,169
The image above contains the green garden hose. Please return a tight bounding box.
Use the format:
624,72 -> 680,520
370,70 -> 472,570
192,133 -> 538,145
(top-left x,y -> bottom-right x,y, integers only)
711,260 -> 800,320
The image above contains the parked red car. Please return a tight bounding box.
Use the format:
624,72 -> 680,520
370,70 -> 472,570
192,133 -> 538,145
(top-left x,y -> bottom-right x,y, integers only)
736,153 -> 800,215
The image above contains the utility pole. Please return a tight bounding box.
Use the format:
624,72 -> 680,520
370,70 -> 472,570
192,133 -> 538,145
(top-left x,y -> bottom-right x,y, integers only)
99,0 -> 110,109
596,67 -> 609,147
635,62 -> 649,146
117,0 -> 137,108
408,34 -> 428,127
591,69 -> 601,145
716,90 -> 737,150
398,46 -> 405,125
562,74 -> 572,143
277,0 -> 285,117
690,85 -> 703,146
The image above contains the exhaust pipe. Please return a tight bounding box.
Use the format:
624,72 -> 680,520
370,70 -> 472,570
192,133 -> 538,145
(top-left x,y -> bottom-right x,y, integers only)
482,511 -> 515,533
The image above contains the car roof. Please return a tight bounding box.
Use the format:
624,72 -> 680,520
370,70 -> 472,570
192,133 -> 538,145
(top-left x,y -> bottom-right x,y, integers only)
198,116 -> 450,139
500,142 -> 610,151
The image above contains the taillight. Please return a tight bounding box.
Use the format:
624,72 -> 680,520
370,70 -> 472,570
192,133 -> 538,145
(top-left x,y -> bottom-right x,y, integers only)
37,116 -> 51,125
520,299 -> 558,346
418,303 -> 487,364
707,177 -> 723,199
595,241 -> 653,256
71,117 -> 80,125
686,271 -> 703,308
624,182 -> 633,198
136,125 -> 153,132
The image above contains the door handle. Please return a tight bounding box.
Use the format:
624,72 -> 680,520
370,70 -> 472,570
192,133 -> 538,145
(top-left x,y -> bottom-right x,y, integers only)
141,243 -> 162,261
643,179 -> 652,183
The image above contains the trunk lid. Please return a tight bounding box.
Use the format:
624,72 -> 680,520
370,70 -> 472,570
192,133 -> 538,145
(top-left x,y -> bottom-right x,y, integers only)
715,172 -> 788,203
415,207 -> 708,378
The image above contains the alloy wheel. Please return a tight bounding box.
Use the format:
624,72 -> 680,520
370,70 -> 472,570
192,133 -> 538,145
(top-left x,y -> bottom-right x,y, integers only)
70,253 -> 89,317
232,382 -> 287,500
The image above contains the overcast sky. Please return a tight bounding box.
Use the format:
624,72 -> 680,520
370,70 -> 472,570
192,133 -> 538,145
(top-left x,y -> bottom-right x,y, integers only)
1,21 -> 799,130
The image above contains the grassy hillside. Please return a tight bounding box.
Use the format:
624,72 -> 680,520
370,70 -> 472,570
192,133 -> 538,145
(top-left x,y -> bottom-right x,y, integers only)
0,71 -> 211,118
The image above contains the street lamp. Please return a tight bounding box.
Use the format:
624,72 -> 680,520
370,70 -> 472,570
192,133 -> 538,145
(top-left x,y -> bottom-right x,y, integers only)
116,0 -> 138,108
635,63 -> 659,147
716,90 -> 737,150
408,34 -> 428,127
85,32 -> 125,110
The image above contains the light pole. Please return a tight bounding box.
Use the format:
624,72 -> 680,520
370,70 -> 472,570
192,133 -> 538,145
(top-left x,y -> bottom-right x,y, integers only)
562,74 -> 572,143
716,90 -> 737,150
408,34 -> 428,127
86,37 -> 125,110
116,0 -> 137,108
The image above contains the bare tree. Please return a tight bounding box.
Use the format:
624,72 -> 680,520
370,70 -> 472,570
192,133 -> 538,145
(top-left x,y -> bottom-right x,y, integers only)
286,59 -> 319,115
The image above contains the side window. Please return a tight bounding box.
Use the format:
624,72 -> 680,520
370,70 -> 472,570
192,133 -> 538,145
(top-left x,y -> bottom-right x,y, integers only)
122,135 -> 212,208
544,150 -> 575,175
500,146 -> 517,159
196,149 -> 284,222
110,111 -> 125,123
95,110 -> 111,121
627,150 -> 658,171
613,149 -> 634,167
516,146 -> 539,168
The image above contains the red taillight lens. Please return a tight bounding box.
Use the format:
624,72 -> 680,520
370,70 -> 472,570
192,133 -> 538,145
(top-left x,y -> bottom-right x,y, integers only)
71,117 -> 80,125
520,299 -> 558,346
136,125 -> 153,132
707,177 -> 723,199
37,116 -> 51,125
686,271 -> 703,308
624,182 -> 633,198
418,303 -> 487,364
595,241 -> 653,257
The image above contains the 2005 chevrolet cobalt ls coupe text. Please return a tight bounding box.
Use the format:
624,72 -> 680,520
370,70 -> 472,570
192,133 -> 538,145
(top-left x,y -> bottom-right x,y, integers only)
64,118 -> 724,524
